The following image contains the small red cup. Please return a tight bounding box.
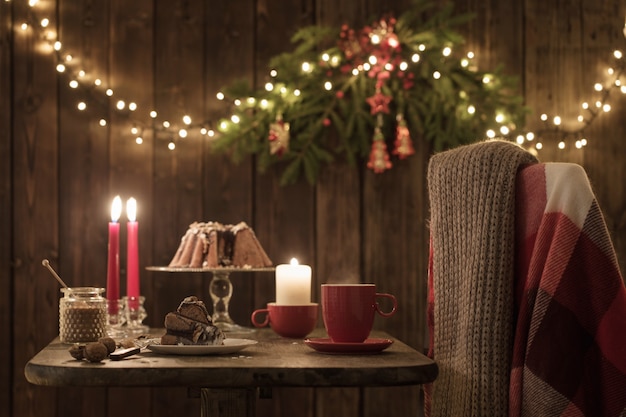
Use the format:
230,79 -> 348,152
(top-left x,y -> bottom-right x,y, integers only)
321,284 -> 397,343
251,302 -> 318,338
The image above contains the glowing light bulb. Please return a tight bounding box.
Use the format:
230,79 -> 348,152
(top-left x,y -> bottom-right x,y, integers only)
294,89 -> 301,96
301,62 -> 312,73
260,99 -> 269,109
99,119 -> 107,126
558,141 -> 565,149
540,113 -> 548,121
56,64 -> 66,72
495,114 -> 505,123
594,83 -> 603,91
269,69 -> 278,77
322,53 -> 330,62
178,129 -> 187,138
41,18 -> 49,27
94,78 -> 102,86
536,142 -> 543,150
231,115 -> 240,123
105,89 -> 113,96
246,97 -> 256,105
526,132 -> 535,141
500,126 -> 510,135
352,68 -> 359,76
467,105 -> 475,114
575,140 -> 583,149
324,81 -> 332,90
577,115 -> 584,122
131,127 -> 139,135
418,44 -> 426,51
69,80 -> 78,88
516,135 -> 525,144
77,102 -> 86,111
53,41 -> 61,51
442,46 -> 452,56
368,55 -> 377,65
482,75 -> 491,84
467,51 -> 475,59
65,54 -> 72,62
486,129 -> 496,138
265,82 -> 274,92
461,58 -> 469,67
621,85 -> 626,94
219,121 -> 228,130
371,34 -> 381,44
553,116 -> 561,126
580,138 -> 587,146
433,71 -> 441,79
399,62 -> 408,71
581,102 -> 589,109
150,110 -> 157,118
614,50 -> 623,59
216,92 -> 225,100
20,23 -> 28,31
116,100 -> 125,110
603,103 -> 611,112
168,142 -> 175,150
183,115 -> 191,125
234,98 -> 242,106
128,102 -> 137,111
163,121 -> 170,128
135,137 -> 143,145
411,54 -> 420,63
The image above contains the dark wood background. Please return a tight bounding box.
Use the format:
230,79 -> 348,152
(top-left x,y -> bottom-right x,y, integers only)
2,0 -> 625,416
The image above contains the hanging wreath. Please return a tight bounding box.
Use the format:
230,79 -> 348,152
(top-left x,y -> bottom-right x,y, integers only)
211,1 -> 528,185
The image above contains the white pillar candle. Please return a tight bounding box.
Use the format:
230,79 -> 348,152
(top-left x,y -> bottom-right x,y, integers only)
275,258 -> 311,305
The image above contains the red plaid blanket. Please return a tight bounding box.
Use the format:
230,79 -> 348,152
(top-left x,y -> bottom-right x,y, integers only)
511,163 -> 626,416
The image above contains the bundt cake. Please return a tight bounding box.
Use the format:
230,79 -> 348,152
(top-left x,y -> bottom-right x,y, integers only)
169,221 -> 272,269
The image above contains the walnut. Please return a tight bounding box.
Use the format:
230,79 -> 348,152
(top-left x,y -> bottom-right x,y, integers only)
84,342 -> 109,363
68,344 -> 85,360
98,337 -> 116,354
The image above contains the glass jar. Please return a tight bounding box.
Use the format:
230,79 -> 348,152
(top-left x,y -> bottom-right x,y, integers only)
59,287 -> 107,343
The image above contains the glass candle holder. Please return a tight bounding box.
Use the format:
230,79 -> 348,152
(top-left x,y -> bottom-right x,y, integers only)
106,299 -> 126,337
59,287 -> 107,343
123,295 -> 149,334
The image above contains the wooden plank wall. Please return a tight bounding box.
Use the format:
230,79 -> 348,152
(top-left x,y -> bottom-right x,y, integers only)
3,0 -> 625,417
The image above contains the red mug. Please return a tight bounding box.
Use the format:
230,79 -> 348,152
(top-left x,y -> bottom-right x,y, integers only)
321,284 -> 397,343
251,302 -> 318,338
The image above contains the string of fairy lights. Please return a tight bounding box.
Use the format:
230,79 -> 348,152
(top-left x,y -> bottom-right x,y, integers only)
11,0 -> 626,154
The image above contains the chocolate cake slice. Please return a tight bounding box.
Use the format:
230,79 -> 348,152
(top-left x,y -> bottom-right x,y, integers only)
161,296 -> 225,346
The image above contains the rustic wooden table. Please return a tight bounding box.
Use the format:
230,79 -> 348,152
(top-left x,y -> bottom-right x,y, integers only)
25,328 -> 438,417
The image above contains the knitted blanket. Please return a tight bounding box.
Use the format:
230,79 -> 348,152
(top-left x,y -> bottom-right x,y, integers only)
425,140 -> 538,417
511,163 -> 626,416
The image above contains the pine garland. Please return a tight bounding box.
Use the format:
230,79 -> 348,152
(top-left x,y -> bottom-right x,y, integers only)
212,1 -> 528,185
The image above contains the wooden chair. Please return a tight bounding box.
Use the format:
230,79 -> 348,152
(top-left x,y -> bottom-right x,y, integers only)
424,140 -> 626,417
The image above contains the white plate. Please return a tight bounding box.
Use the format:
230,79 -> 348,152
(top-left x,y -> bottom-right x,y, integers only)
147,338 -> 257,355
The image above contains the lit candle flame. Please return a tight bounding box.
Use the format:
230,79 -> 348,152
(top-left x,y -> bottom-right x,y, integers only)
111,196 -> 122,222
127,197 -> 137,222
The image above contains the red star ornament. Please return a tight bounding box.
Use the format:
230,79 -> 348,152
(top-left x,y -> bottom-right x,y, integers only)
366,92 -> 392,115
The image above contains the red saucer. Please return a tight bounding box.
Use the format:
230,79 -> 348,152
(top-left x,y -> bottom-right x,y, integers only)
304,337 -> 393,354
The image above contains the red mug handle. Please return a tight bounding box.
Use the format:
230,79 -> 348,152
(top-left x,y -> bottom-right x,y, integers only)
375,293 -> 397,318
251,309 -> 270,328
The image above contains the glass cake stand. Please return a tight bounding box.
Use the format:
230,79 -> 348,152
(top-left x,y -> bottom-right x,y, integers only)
145,266 -> 275,332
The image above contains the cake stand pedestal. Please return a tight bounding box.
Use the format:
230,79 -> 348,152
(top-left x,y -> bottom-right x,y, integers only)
146,266 -> 274,332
